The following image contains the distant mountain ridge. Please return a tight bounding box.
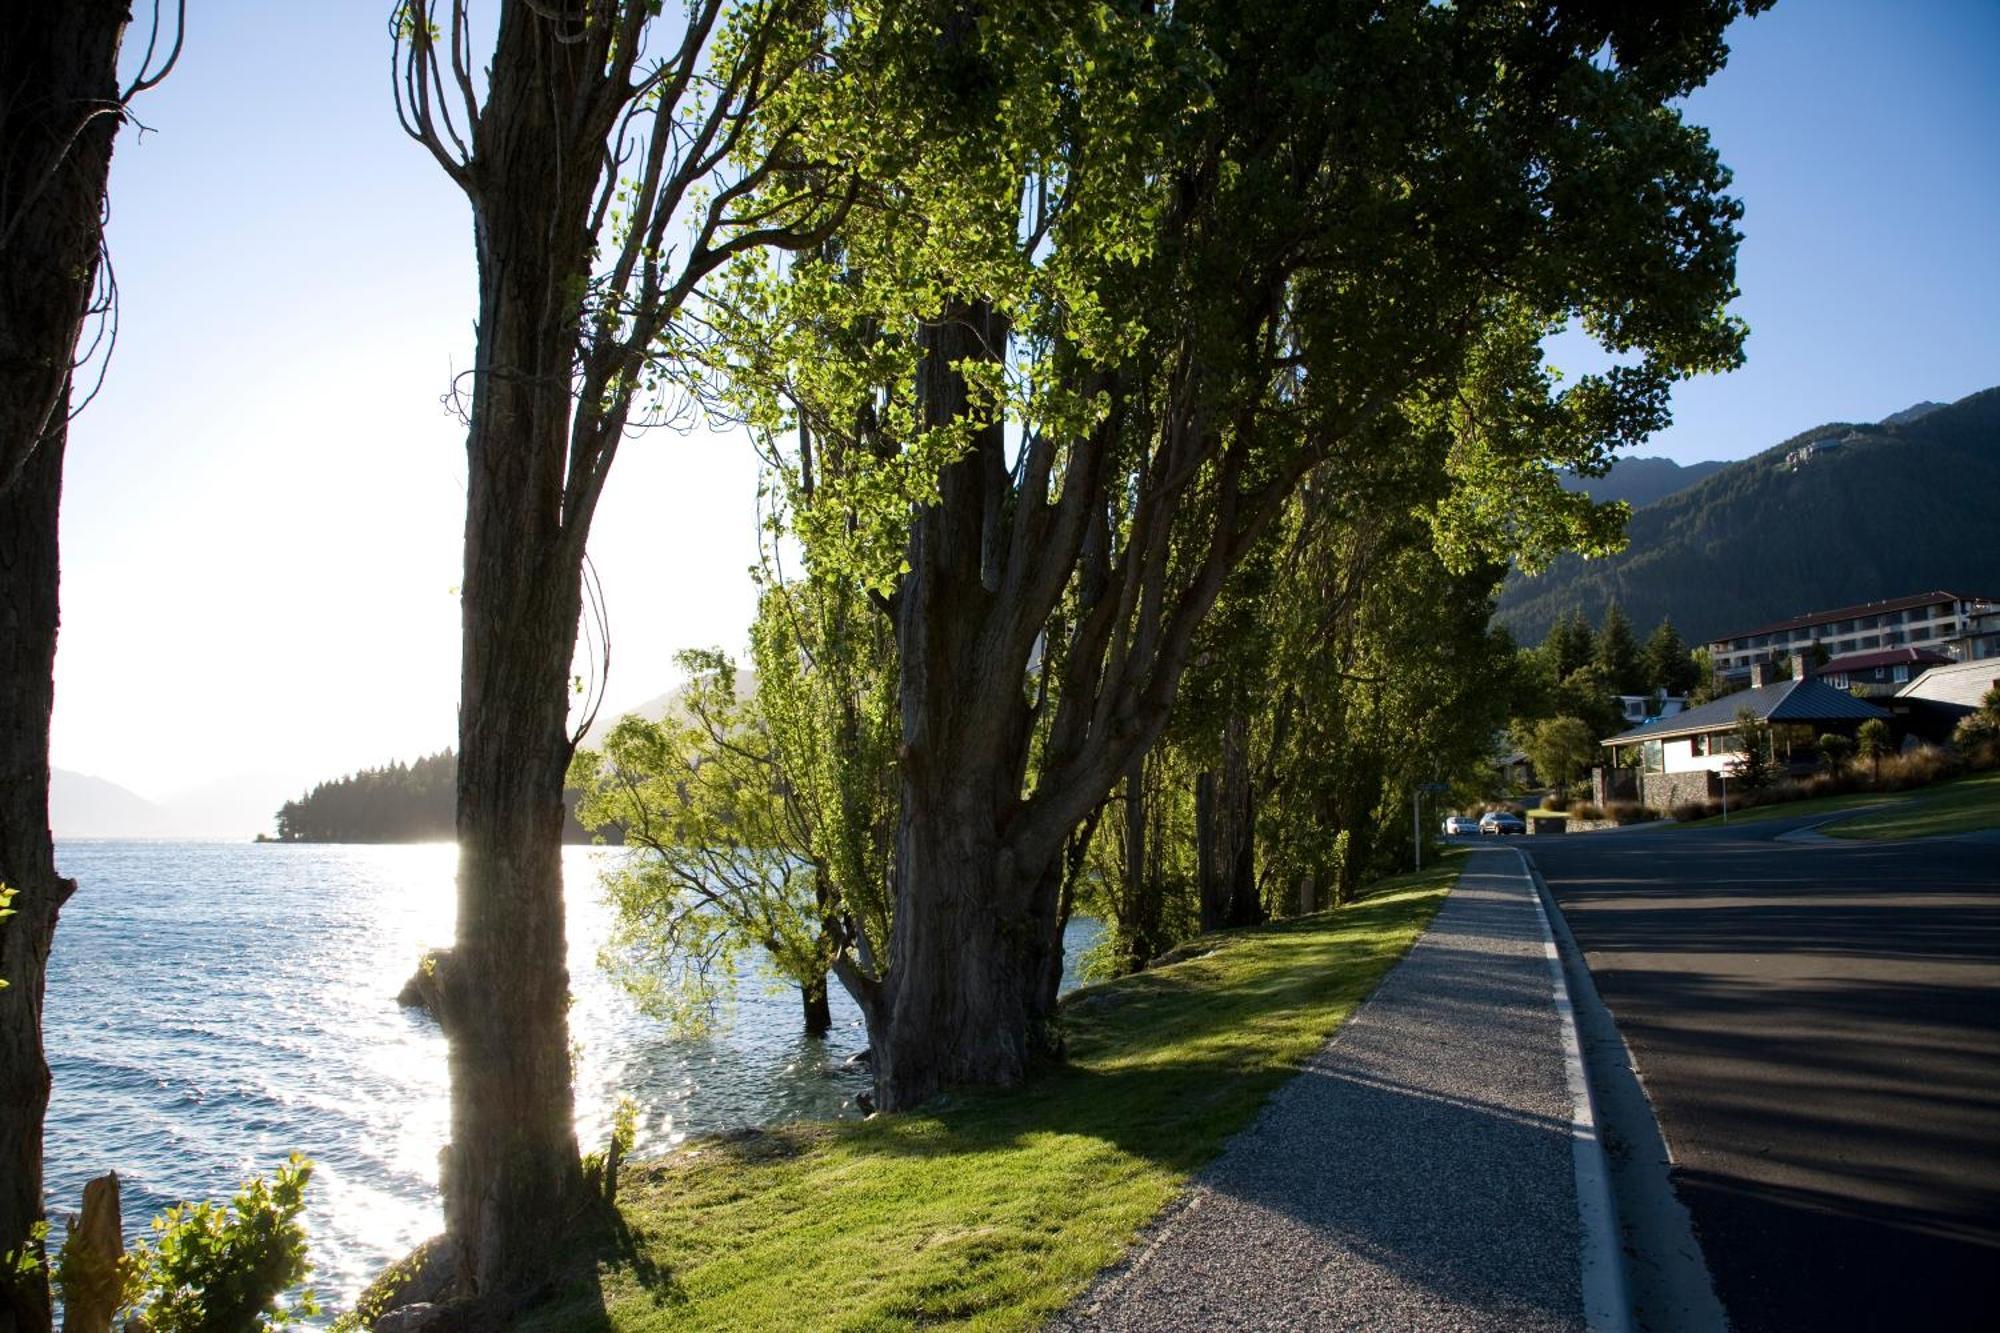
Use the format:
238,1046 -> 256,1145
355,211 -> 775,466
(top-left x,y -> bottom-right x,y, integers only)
51,769 -> 172,838
1497,387 -> 2000,646
1558,456 -> 1729,510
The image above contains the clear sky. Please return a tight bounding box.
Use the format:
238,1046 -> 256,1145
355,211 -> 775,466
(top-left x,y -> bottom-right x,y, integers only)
51,0 -> 2000,831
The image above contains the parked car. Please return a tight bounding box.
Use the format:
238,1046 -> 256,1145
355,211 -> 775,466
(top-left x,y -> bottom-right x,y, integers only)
1442,814 -> 1479,836
1478,810 -> 1526,836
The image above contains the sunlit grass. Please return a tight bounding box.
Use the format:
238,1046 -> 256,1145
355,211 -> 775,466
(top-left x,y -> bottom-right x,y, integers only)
1819,770 -> 2000,840
1673,786 -> 1890,830
1673,769 -> 2000,835
517,852 -> 1461,1332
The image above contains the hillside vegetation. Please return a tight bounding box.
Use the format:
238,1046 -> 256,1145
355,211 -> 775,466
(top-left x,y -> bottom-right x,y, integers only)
1499,386 -> 2000,645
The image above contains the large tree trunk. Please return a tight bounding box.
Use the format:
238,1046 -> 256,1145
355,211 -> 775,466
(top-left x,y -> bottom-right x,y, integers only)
0,436 -> 72,1333
0,6 -> 129,1327
1195,770 -> 1226,932
1220,714 -> 1262,929
875,298 -> 1061,1111
436,9 -> 607,1295
1115,758 -> 1162,973
874,780 -> 1046,1109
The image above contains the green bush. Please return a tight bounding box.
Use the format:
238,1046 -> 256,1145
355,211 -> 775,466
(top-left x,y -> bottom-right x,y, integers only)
1817,733 -> 1856,770
127,1155 -> 316,1332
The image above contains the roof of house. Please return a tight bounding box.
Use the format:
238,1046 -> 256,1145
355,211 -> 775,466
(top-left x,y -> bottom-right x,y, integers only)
1603,676 -> 1890,746
1816,646 -> 1955,675
1711,590 -> 1994,645
1896,658 -> 2000,710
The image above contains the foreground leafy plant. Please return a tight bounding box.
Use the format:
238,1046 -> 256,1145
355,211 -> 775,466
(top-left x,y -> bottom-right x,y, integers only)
125,1155 -> 317,1332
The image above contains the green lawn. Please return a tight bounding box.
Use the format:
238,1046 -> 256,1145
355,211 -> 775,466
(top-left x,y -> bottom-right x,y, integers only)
515,853 -> 1460,1332
1672,786 -> 1893,830
1820,770 -> 2000,840
1673,769 -> 2000,837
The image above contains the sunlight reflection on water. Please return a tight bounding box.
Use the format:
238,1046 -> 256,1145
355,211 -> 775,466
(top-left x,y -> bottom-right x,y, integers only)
45,841 -> 1098,1319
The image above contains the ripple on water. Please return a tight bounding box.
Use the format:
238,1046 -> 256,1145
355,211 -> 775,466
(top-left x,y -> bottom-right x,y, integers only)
46,840 -> 1100,1321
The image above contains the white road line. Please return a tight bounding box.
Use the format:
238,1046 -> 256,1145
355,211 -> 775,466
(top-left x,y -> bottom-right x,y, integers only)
1510,846 -> 1632,1333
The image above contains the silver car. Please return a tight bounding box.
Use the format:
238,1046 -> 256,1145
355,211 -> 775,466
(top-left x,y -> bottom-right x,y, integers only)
1442,814 -> 1479,836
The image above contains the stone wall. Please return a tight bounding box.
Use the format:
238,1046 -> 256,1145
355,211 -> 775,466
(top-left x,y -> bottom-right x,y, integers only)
1592,766 -> 1640,808
1639,769 -> 1721,810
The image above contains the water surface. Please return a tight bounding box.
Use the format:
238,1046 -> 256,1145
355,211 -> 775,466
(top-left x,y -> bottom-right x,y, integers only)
46,840 -> 1098,1313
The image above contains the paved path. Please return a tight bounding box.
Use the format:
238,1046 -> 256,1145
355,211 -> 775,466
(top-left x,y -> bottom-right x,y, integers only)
1526,819 -> 2000,1332
1056,851 -> 1591,1332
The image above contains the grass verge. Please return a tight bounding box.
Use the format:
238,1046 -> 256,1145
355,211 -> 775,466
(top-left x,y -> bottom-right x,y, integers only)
1819,770 -> 2000,840
1672,786 -> 1890,830
1674,769 -> 2000,835
518,851 -> 1462,1332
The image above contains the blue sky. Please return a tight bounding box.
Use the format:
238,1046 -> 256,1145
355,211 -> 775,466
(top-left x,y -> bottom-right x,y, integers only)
50,0 -> 2000,826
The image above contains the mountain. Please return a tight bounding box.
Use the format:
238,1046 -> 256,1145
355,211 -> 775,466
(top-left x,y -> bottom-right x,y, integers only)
1497,386 -> 2000,646
51,769 -> 173,838
1880,400 -> 1947,427
1558,456 -> 1728,510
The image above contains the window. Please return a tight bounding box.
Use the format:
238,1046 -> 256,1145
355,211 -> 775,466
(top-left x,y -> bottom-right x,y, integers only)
1892,664 -> 1910,683
1641,739 -> 1665,773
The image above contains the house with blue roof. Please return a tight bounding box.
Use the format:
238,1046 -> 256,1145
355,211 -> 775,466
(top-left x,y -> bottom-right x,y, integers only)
1597,655 -> 1892,809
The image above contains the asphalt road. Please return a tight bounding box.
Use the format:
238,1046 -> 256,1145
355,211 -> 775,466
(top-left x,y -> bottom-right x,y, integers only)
1511,819 -> 2000,1332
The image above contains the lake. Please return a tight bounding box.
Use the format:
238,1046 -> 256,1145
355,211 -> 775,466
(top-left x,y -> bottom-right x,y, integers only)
44,841 -> 1101,1315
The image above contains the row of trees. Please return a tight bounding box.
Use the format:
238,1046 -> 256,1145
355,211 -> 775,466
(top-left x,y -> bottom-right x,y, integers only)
1504,603 -> 1715,795
272,754 -> 459,843
390,0 -> 1768,1304
2,0 -> 1769,1325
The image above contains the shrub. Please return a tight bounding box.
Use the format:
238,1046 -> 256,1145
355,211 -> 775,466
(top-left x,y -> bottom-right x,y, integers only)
1951,710 -> 1999,749
1604,801 -> 1660,824
1571,802 -> 1605,821
128,1156 -> 316,1332
1876,745 -> 1960,792
1542,794 -> 1570,813
1668,798 -> 1719,822
1817,733 -> 1856,770
1799,770 -> 1859,800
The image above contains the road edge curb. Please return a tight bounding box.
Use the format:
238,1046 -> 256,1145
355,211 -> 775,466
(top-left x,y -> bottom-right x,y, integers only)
1511,846 -> 1633,1333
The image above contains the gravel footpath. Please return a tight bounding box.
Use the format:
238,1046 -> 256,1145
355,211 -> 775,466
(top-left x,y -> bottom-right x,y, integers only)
1053,849 -> 1585,1332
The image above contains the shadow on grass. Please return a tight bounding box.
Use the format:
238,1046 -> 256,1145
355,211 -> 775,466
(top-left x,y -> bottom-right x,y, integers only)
514,864 -> 1458,1331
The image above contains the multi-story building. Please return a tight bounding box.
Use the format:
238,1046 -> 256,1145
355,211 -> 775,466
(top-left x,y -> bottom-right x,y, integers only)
1705,590 -> 2000,687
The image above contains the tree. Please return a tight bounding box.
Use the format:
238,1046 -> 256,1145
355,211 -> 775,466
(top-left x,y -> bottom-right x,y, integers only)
1,6 -> 180,1326
1541,609 -> 1597,682
1593,602 -> 1646,695
1730,707 -> 1777,791
1642,617 -> 1699,697
718,0 -> 1762,1112
1856,717 -> 1893,782
1528,717 -> 1599,802
390,0 -> 860,1300
571,576 -> 899,1042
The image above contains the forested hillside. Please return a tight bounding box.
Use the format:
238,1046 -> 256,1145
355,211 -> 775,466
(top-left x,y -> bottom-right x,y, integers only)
271,751 -> 597,843
1499,387 -> 2000,644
